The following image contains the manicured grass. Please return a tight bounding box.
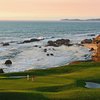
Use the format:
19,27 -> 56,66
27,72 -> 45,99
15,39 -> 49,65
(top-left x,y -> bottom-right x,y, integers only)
0,62 -> 100,100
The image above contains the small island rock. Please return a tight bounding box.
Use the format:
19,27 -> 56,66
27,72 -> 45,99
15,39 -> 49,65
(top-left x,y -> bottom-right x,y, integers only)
5,60 -> 12,65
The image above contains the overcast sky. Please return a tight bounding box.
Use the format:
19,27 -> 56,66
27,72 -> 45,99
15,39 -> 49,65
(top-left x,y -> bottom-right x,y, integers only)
0,0 -> 100,20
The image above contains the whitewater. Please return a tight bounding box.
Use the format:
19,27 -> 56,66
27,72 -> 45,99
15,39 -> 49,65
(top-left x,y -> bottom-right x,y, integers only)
0,21 -> 100,73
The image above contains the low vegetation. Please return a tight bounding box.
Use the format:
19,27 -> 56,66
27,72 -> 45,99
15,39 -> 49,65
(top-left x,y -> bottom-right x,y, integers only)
0,62 -> 100,100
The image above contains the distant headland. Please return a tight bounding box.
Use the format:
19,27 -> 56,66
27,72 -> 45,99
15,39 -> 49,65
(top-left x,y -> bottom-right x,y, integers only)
61,18 -> 100,21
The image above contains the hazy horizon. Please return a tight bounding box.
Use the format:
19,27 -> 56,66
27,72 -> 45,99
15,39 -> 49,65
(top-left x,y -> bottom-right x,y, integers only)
0,0 -> 100,21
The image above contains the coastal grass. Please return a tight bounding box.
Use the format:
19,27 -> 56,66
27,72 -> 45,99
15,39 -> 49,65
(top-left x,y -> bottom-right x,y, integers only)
0,62 -> 100,100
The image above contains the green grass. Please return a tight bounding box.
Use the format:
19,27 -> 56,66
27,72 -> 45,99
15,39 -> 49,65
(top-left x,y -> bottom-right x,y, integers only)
0,62 -> 100,100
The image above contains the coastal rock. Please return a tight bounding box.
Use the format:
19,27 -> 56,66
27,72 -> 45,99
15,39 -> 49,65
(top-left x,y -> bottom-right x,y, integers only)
50,53 -> 54,56
44,49 -> 47,52
22,38 -> 40,43
47,54 -> 50,56
89,48 -> 95,52
5,60 -> 12,65
67,44 -> 73,46
87,34 -> 95,36
0,69 -> 4,73
2,43 -> 9,46
93,35 -> 100,44
97,43 -> 100,56
81,39 -> 92,44
47,39 -> 70,47
34,45 -> 39,47
18,38 -> 42,44
39,46 -> 41,48
92,43 -> 100,62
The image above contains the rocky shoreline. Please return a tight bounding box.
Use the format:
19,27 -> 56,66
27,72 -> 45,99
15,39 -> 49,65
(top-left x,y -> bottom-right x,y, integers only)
81,34 -> 100,62
0,35 -> 97,73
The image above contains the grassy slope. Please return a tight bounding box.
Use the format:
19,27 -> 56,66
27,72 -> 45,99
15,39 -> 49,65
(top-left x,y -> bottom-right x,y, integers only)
0,62 -> 100,100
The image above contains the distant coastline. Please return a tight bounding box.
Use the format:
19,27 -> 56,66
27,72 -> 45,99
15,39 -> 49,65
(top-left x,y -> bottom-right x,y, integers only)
61,18 -> 100,21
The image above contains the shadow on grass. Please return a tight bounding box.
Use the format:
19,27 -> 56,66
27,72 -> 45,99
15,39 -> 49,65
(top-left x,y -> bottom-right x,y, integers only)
34,83 -> 76,92
0,92 -> 49,100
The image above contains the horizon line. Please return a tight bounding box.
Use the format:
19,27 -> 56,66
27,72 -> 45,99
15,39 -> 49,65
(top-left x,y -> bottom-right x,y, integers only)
0,18 -> 100,22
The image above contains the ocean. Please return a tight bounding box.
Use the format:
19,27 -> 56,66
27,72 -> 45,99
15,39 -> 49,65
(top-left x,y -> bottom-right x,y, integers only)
0,21 -> 100,73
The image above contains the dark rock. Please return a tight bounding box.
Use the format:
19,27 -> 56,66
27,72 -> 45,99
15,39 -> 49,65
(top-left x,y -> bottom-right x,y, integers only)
0,69 -> 4,73
50,53 -> 54,56
5,60 -> 12,65
84,54 -> 88,57
47,39 -> 70,47
48,48 -> 51,50
30,38 -> 40,42
96,41 -> 100,44
89,48 -> 95,52
34,45 -> 38,47
39,46 -> 41,48
52,48 -> 56,51
22,40 -> 31,43
48,41 -> 57,47
21,38 -> 40,44
51,37 -> 55,38
87,34 -> 95,36
44,49 -> 47,52
2,43 -> 9,46
81,39 -> 92,44
47,54 -> 49,56
67,44 -> 73,46
56,39 -> 70,46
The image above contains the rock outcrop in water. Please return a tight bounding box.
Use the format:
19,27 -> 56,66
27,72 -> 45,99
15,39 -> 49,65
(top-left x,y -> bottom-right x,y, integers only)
44,49 -> 47,52
47,39 -> 71,47
5,60 -> 12,65
87,34 -> 95,36
22,38 -> 40,43
19,38 -> 43,44
2,43 -> 10,46
81,39 -> 92,44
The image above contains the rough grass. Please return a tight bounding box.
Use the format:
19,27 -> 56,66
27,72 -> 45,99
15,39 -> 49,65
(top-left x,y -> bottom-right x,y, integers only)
0,62 -> 100,100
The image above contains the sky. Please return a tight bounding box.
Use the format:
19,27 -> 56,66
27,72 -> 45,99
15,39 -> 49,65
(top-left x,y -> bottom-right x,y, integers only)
0,0 -> 100,20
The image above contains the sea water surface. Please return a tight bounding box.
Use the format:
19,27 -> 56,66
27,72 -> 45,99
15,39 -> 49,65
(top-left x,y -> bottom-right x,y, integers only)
0,21 -> 100,73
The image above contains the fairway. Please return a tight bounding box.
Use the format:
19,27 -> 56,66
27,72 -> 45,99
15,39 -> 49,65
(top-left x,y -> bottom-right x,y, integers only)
0,62 -> 100,100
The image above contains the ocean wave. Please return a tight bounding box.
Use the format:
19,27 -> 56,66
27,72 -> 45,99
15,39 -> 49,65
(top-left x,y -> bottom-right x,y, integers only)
0,44 -> 91,73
